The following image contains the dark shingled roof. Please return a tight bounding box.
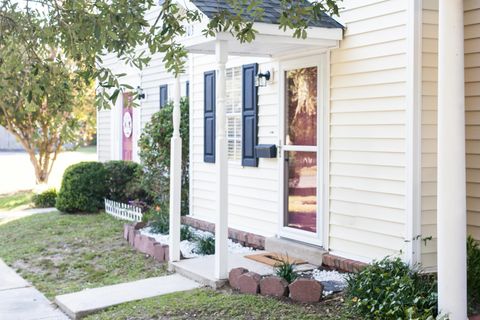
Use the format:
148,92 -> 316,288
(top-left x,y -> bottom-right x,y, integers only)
191,0 -> 343,29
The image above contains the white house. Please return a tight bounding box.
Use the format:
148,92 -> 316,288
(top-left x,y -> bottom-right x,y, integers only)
0,126 -> 23,151
98,0 -> 478,317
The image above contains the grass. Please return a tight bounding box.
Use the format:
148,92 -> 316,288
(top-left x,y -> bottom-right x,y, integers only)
0,190 -> 33,211
0,210 -> 353,319
0,211 -> 167,299
86,288 -> 352,320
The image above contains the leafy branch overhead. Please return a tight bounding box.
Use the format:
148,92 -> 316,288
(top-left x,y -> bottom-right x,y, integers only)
0,0 -> 340,108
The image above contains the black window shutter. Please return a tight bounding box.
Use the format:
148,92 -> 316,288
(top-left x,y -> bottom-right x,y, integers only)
204,71 -> 216,163
242,63 -> 259,167
159,85 -> 168,108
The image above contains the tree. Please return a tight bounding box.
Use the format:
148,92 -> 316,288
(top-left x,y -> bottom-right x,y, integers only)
0,9 -> 96,184
0,0 -> 340,184
1,0 -> 340,108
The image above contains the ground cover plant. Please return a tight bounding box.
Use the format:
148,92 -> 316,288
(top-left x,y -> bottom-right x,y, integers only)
274,258 -> 299,284
345,257 -> 437,320
32,189 -> 57,208
194,234 -> 215,255
0,190 -> 33,211
85,288 -> 353,320
0,211 -> 167,299
468,235 -> 480,315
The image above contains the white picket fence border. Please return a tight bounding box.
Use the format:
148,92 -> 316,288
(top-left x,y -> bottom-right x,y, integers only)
104,198 -> 143,222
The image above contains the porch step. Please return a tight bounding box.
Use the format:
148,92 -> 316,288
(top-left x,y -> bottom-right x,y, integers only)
264,237 -> 327,266
169,252 -> 274,289
54,275 -> 200,319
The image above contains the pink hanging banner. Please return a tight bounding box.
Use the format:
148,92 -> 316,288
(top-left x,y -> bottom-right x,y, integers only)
122,93 -> 133,161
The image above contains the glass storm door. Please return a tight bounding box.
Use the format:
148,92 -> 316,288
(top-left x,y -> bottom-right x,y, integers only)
280,57 -> 324,244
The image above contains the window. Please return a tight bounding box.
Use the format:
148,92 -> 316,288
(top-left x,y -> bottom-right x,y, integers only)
159,85 -> 168,108
226,67 -> 242,161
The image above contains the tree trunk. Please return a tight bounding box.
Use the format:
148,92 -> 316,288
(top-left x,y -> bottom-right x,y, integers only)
25,147 -> 50,184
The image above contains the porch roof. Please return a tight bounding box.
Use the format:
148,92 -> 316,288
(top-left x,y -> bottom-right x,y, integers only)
179,0 -> 344,57
191,0 -> 344,29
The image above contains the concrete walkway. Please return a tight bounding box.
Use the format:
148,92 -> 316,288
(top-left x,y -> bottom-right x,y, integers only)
55,274 -> 200,319
0,207 -> 57,225
0,260 -> 68,320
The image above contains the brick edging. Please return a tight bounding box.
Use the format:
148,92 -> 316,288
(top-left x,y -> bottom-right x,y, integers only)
181,216 -> 265,249
322,254 -> 367,273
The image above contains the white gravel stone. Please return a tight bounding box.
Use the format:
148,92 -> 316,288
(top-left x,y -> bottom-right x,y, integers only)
312,269 -> 350,297
139,226 -> 255,258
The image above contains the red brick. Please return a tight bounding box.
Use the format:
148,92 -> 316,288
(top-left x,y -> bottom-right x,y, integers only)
260,276 -> 289,297
469,315 -> 480,320
123,224 -> 132,241
164,245 -> 169,261
134,234 -> 154,254
238,272 -> 261,294
152,243 -> 167,262
289,279 -> 323,303
229,267 -> 249,290
128,229 -> 137,246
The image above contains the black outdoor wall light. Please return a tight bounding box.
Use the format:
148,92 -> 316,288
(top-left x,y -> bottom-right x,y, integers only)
255,70 -> 271,87
136,86 -> 146,100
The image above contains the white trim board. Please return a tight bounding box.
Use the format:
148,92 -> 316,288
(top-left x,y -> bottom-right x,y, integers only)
405,0 -> 423,266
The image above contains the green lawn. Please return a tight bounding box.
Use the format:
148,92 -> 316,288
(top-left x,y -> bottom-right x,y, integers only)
0,212 -> 167,299
86,289 -> 352,320
0,211 -> 352,319
0,190 -> 33,211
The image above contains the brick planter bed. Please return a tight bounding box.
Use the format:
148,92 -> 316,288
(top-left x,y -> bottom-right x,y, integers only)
124,223 -> 169,262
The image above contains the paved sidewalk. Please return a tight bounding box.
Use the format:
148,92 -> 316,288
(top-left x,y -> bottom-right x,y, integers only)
0,259 -> 69,320
55,274 -> 200,319
0,207 -> 57,224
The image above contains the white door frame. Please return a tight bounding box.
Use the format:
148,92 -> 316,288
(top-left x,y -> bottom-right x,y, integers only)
277,54 -> 329,247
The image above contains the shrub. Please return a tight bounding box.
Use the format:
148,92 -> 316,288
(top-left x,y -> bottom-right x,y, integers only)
32,189 -> 57,208
181,225 -> 194,241
138,98 -> 189,214
468,236 -> 480,315
194,234 -> 215,255
104,161 -> 146,203
274,257 -> 298,284
345,257 -> 437,320
56,162 -> 107,213
148,203 -> 170,234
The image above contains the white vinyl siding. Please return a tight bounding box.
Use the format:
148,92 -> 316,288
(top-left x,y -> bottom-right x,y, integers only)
328,0 -> 408,262
96,108 -> 111,162
465,1 -> 480,241
420,0 -> 480,269
420,0 -> 439,269
190,54 -> 278,237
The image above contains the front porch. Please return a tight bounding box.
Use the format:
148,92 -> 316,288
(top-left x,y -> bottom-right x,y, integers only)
169,251 -> 273,289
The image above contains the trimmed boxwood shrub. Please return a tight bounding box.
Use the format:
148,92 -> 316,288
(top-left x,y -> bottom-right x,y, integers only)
56,162 -> 107,213
346,257 -> 438,320
32,189 -> 57,208
104,161 -> 146,203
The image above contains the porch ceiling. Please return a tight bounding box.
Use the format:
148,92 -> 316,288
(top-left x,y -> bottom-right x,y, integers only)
182,22 -> 343,57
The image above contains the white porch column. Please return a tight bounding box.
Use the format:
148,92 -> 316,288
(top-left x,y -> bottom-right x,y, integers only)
169,75 -> 182,262
437,0 -> 467,318
214,40 -> 229,279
